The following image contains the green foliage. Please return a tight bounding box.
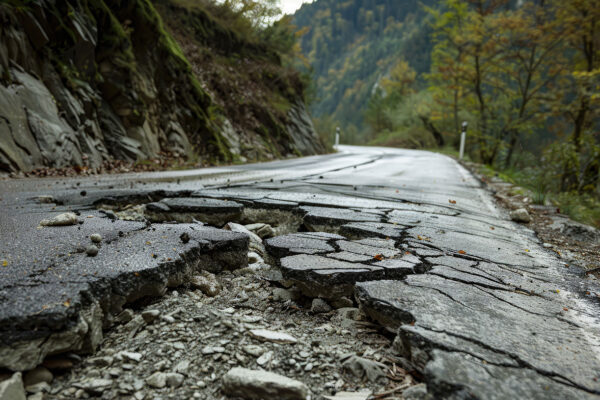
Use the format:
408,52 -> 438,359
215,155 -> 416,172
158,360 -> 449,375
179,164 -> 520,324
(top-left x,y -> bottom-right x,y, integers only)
293,0 -> 436,137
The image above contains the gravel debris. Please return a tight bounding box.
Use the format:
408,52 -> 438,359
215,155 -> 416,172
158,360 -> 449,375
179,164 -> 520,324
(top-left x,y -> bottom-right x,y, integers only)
46,262 -> 409,399
190,271 -> 221,297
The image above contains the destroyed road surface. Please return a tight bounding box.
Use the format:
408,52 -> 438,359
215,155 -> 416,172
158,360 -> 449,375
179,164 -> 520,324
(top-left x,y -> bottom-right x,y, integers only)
1,146 -> 599,400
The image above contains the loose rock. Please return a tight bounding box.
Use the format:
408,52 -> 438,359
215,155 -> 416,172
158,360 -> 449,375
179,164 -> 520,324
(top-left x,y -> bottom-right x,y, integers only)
256,351 -> 274,366
222,367 -> 309,400
117,351 -> 142,363
311,298 -> 332,313
242,345 -> 265,357
180,232 -> 190,244
145,372 -> 166,389
272,288 -> 295,302
24,382 -> 49,394
190,271 -> 221,297
115,309 -> 134,324
324,391 -> 372,400
245,223 -> 276,239
36,195 -> 55,204
249,329 -> 298,344
341,355 -> 386,383
39,212 -> 78,227
86,245 -> 99,257
510,208 -> 531,223
248,251 -> 263,264
402,383 -> 428,399
90,233 -> 102,243
23,367 -> 53,387
141,309 -> 160,323
0,372 -> 26,400
165,373 -> 184,388
73,378 -> 113,394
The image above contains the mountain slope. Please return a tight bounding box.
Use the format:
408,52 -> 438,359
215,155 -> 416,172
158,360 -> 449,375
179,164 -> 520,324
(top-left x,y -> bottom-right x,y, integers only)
0,0 -> 324,175
293,0 -> 434,139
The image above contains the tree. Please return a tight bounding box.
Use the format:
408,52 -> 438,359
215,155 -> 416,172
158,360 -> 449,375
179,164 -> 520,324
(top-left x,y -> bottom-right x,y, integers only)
555,0 -> 600,191
380,59 -> 416,102
426,0 -> 470,144
490,0 -> 568,167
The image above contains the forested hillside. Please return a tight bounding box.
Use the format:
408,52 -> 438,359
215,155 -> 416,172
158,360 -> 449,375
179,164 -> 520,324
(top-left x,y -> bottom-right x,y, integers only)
0,0 -> 324,175
295,0 -> 599,226
293,0 -> 435,143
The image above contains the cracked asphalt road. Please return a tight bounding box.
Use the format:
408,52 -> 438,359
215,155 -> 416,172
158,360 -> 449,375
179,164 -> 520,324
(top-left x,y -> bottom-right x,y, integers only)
1,146 -> 600,399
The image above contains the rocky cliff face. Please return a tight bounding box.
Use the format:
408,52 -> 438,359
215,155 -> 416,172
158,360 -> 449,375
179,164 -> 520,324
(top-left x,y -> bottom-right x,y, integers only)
0,0 -> 324,174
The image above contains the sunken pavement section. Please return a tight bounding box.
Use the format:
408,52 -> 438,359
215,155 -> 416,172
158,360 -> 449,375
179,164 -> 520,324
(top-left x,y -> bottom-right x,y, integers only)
1,168 -> 600,399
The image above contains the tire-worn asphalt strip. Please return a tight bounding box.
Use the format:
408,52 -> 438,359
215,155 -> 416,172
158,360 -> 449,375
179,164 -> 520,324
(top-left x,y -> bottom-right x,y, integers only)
1,146 -> 599,398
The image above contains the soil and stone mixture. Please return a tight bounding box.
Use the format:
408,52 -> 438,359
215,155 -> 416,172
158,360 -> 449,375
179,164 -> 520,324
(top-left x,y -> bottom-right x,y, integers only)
462,161 -> 600,277
1,155 -> 599,400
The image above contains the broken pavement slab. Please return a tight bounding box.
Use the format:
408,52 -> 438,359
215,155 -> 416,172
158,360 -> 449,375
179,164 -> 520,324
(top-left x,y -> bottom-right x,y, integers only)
356,275 -> 600,397
277,252 -> 421,299
145,197 -> 243,224
266,232 -> 423,298
0,224 -> 248,371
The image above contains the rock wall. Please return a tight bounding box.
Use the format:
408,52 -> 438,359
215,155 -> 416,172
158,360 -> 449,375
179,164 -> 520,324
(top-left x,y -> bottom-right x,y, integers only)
0,0 -> 324,174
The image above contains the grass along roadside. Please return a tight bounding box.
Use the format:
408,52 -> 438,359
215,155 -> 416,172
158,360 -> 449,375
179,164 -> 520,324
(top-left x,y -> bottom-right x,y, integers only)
427,146 -> 600,229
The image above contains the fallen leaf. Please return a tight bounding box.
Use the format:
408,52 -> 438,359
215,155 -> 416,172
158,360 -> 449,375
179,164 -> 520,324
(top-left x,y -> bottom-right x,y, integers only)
373,254 -> 384,261
395,189 -> 399,193
1,260 -> 7,267
563,307 -> 568,311
63,299 -> 71,307
449,200 -> 457,204
525,249 -> 530,253
490,227 -> 495,230
458,250 -> 466,255
146,241 -> 151,245
134,272 -> 140,277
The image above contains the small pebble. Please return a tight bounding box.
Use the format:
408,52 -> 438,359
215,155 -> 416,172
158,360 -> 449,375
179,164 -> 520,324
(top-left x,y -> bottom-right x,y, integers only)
180,232 -> 190,244
86,245 -> 99,257
141,309 -> 160,323
311,298 -> 332,313
90,234 -> 102,243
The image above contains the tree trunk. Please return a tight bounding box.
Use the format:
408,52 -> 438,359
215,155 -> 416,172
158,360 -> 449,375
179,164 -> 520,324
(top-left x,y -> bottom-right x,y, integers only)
505,132 -> 518,168
419,116 -> 445,147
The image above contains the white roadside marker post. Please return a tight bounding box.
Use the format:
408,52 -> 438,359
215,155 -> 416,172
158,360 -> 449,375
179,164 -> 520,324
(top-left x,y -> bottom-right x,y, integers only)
335,126 -> 340,150
459,121 -> 468,160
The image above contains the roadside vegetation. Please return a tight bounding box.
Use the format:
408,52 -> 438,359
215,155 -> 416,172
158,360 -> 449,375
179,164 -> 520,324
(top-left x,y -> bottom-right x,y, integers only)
354,0 -> 599,227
